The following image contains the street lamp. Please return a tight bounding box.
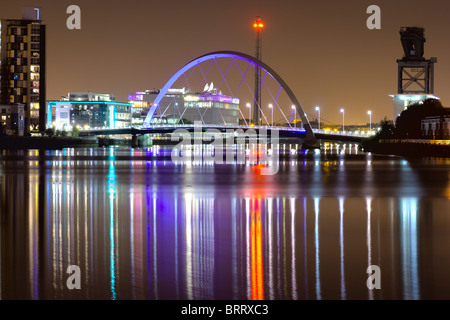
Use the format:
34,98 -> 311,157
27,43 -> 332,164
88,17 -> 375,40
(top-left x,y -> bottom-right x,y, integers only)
367,110 -> 372,132
315,106 -> 320,130
269,104 -> 273,127
340,108 -> 345,133
247,103 -> 251,125
292,105 -> 296,128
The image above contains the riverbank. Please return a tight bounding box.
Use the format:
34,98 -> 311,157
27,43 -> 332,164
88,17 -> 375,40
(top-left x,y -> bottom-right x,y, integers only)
361,139 -> 450,158
0,135 -> 98,150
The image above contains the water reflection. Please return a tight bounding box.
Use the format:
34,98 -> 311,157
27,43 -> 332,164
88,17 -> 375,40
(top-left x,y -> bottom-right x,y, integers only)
366,197 -> 373,300
0,147 -> 449,299
108,148 -> 117,300
400,198 -> 420,300
314,197 -> 321,300
339,197 -> 346,300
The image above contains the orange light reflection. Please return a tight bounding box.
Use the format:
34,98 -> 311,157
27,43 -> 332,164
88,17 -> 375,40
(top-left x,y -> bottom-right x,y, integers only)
250,198 -> 264,300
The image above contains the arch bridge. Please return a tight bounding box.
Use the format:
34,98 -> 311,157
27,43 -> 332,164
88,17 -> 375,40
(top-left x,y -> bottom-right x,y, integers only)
141,51 -> 319,148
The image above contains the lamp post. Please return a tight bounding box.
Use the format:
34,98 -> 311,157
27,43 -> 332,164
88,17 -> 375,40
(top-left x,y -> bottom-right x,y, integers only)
269,104 -> 273,127
367,110 -> 372,132
315,106 -> 320,130
247,103 -> 251,125
340,108 -> 345,133
292,105 -> 296,128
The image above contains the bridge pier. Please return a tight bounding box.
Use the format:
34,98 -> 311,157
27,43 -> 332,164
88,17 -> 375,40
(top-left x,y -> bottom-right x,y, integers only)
302,138 -> 321,149
131,134 -> 139,148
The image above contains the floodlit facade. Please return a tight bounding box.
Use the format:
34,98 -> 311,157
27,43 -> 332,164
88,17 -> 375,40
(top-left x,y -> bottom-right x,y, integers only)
129,84 -> 240,126
47,92 -> 132,129
391,94 -> 440,121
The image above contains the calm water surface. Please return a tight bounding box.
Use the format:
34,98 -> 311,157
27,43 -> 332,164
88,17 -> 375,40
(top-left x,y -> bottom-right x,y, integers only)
1,143 -> 450,300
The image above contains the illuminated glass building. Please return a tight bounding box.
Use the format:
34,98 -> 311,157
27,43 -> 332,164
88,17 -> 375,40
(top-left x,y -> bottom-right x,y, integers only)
0,7 -> 46,133
128,85 -> 239,125
47,92 -> 132,129
128,89 -> 185,126
183,89 -> 239,125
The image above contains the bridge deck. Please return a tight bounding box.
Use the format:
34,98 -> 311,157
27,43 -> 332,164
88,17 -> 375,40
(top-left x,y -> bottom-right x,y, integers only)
79,125 -> 371,143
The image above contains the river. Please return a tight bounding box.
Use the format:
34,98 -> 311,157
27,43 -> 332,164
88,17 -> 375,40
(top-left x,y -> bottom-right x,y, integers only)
0,143 -> 449,300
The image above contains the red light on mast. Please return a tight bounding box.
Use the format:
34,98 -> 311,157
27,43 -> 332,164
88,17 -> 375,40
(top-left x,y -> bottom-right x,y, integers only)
253,18 -> 264,31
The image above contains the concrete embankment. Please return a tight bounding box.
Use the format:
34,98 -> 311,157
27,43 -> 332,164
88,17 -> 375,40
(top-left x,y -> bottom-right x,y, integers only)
363,139 -> 450,157
0,136 -> 98,150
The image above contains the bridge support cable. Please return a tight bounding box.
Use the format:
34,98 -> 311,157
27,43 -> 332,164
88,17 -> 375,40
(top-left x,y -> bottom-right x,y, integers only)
233,59 -> 265,125
232,58 -> 251,97
214,58 -> 234,96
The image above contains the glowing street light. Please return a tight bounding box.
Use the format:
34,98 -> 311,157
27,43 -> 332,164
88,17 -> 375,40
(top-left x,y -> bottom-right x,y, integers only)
292,105 -> 296,128
367,110 -> 372,131
269,104 -> 273,127
340,108 -> 345,133
247,103 -> 251,125
315,106 -> 320,130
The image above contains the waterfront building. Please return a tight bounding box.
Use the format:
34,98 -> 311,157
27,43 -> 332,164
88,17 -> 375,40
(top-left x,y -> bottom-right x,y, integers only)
128,89 -> 185,126
128,84 -> 239,126
422,115 -> 450,139
0,7 -> 46,133
0,103 -> 25,135
47,92 -> 132,129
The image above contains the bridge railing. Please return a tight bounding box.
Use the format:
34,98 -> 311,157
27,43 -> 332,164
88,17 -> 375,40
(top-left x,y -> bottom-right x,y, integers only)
79,124 -> 375,138
313,129 -> 376,138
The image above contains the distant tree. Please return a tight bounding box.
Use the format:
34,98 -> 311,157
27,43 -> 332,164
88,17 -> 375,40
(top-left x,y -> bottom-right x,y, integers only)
60,130 -> 68,137
71,126 -> 80,137
394,99 -> 449,139
360,117 -> 395,151
45,127 -> 55,138
377,118 -> 396,139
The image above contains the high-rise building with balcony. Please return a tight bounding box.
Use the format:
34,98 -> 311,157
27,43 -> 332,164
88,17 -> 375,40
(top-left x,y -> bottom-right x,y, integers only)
0,7 -> 46,133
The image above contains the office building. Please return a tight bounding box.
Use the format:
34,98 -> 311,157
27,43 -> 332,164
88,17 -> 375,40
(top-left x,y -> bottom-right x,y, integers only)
129,84 -> 240,126
47,92 -> 132,129
128,89 -> 185,126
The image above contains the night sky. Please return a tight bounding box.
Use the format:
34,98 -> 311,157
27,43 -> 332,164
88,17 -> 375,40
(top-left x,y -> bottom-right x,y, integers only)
2,0 -> 450,125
